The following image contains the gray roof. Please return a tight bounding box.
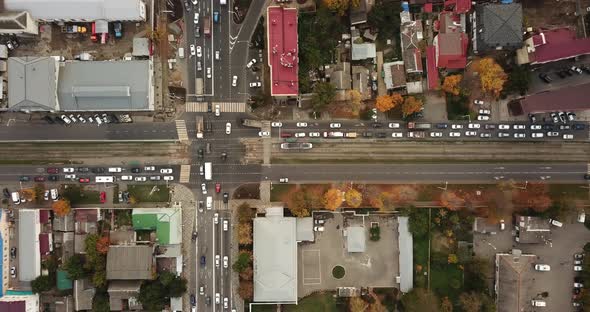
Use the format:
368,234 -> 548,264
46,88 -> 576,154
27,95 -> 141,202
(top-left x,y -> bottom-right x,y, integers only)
0,11 -> 37,34
53,214 -> 75,232
495,251 -> 536,312
106,245 -> 154,280
132,38 -> 150,57
8,57 -> 58,111
296,217 -> 314,242
74,279 -> 95,311
514,215 -> 551,244
346,226 -> 366,253
18,209 -> 41,281
58,60 -> 153,111
107,280 -> 143,311
253,209 -> 297,303
475,3 -> 523,52
398,217 -> 413,292
350,0 -> 367,25
5,0 -> 146,22
352,43 -> 376,60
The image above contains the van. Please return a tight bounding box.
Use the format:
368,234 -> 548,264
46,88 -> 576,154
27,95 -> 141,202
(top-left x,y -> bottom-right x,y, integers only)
206,196 -> 212,210
549,218 -> 563,227
11,192 -> 20,205
531,300 -> 546,307
108,167 -> 122,173
120,175 -> 133,181
578,212 -> 586,223
178,47 -> 184,59
345,132 -> 357,138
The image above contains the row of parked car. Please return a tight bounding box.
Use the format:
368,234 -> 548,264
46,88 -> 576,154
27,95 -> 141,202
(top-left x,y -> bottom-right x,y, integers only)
43,114 -> 132,125
538,65 -> 590,83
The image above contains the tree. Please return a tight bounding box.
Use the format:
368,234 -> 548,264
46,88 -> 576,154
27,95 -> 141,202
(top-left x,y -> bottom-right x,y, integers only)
401,288 -> 439,312
505,65 -> 530,96
367,0 -> 401,43
96,236 -> 110,254
402,96 -> 423,116
391,93 -> 404,107
349,297 -> 368,312
138,281 -> 167,311
440,296 -> 453,312
345,188 -> 363,208
439,191 -> 465,211
64,254 -> 87,280
92,269 -> 107,288
477,58 -> 507,98
375,95 -> 395,112
459,292 -> 483,312
33,184 -> 45,205
232,252 -> 252,273
311,82 -> 336,111
21,188 -> 36,202
238,280 -> 253,300
237,202 -> 256,223
324,0 -> 360,15
92,292 -> 110,312
129,195 -> 139,205
448,254 -> 458,264
52,199 -> 71,217
441,74 -> 462,96
391,185 -> 418,204
408,209 -> 429,238
323,188 -> 343,210
348,89 -> 362,116
237,222 -> 253,245
31,275 -> 52,293
159,271 -> 187,298
287,190 -> 312,217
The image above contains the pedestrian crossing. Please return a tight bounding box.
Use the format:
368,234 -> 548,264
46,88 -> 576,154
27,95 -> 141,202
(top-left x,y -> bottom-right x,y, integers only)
175,120 -> 189,142
185,101 -> 246,113
179,165 -> 191,183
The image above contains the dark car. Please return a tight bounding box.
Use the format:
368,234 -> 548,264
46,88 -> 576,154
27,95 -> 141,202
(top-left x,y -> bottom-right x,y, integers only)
556,70 -> 567,78
206,296 -> 211,306
542,124 -> 553,130
110,114 -> 120,123
372,122 -> 383,128
200,256 -> 206,267
55,117 -> 65,125
131,168 -> 141,173
221,152 -> 227,160
43,116 -> 55,124
47,167 -> 59,174
3,188 -> 10,198
19,176 -> 30,182
223,192 -> 229,203
207,103 -> 212,113
585,174 -> 590,180
573,124 -> 585,130
538,73 -> 552,83
48,175 -> 59,182
362,132 -> 373,138
91,167 -> 105,174
198,149 -> 204,159
435,123 -> 448,129
77,167 -> 89,173
528,114 -> 537,123
484,124 -> 496,130
280,132 -> 292,138
34,176 -> 46,182
10,247 -> 16,259
376,132 -> 387,138
190,294 -> 196,306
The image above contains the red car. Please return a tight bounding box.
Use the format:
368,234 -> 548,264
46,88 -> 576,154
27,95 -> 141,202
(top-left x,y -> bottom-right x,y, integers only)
215,183 -> 221,193
46,168 -> 59,174
34,176 -> 46,182
79,178 -> 90,183
280,132 -> 292,138
99,191 -> 106,203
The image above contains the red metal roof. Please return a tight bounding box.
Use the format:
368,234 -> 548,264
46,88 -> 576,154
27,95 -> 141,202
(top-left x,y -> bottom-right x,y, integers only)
426,46 -> 439,89
267,7 -> 299,96
39,209 -> 50,224
436,32 -> 468,68
444,0 -> 471,14
0,301 -> 26,312
39,233 -> 50,255
75,209 -> 98,222
519,82 -> 590,113
530,28 -> 590,64
423,3 -> 433,12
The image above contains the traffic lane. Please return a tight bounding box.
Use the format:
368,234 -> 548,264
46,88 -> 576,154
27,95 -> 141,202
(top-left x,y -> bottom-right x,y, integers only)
0,165 -> 181,182
273,120 -> 589,130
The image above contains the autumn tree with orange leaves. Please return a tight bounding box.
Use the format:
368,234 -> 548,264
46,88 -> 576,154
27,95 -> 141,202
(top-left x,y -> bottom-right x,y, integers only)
513,182 -> 552,212
96,236 -> 110,254
391,185 -> 418,204
375,95 -> 394,112
439,191 -> 465,211
323,188 -> 343,210
391,93 -> 404,107
402,96 -> 423,116
52,199 -> 71,217
477,58 -> 507,98
345,188 -> 363,208
441,74 -> 462,96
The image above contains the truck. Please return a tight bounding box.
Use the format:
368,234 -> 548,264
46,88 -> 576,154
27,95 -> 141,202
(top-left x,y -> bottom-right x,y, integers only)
323,131 -> 344,138
407,122 -> 431,130
196,116 -> 204,138
203,16 -> 211,37
62,25 -> 87,33
241,119 -> 262,128
204,162 -> 212,181
220,0 -> 226,5
407,131 -> 425,139
195,78 -> 203,95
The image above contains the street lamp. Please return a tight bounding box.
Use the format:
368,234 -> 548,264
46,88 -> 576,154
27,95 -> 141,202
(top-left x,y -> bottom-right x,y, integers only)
515,180 -> 528,190
461,115 -> 471,123
437,181 -> 448,190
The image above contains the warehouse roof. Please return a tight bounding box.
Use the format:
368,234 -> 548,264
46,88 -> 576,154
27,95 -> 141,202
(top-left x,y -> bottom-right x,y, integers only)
8,57 -> 58,111
4,0 -> 146,22
18,209 -> 41,282
106,245 -> 154,280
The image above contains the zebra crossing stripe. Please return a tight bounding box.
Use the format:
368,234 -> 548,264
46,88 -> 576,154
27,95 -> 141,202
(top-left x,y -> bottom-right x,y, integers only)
175,120 -> 189,142
179,165 -> 191,183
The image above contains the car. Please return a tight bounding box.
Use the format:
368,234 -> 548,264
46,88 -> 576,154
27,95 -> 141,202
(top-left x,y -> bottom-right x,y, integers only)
232,75 -> 238,87
478,109 -> 491,115
271,122 -> 282,127
100,191 -> 106,203
567,112 -> 576,121
206,67 -> 211,79
43,190 -> 49,201
436,123 -> 448,129
34,176 -> 46,182
499,219 -> 505,230
575,260 -> 583,265
223,256 -> 228,268
376,132 -> 387,138
575,253 -> 585,260
160,168 -> 173,174
63,167 -> 75,173
362,132 -> 373,137
214,213 -> 219,224
279,177 -> 289,183
10,247 -> 16,259
196,60 -> 202,71
280,132 -> 292,138
480,132 -> 491,138
134,176 -> 147,182
449,132 -> 461,137
559,111 -> 567,123
144,166 -> 155,171
549,218 -> 563,227
296,122 -> 308,127
190,44 -> 196,56
64,174 -> 76,180
201,183 -> 207,194
223,219 -> 228,231
214,104 -> 220,116
391,132 -> 403,138
572,66 -> 583,74
19,176 -> 30,182
550,112 -> 559,123
120,175 -> 133,181
538,73 -> 552,83
295,132 -> 306,138
430,132 -> 442,137
215,293 -> 220,304
199,285 -> 205,296
563,134 -> 574,140
79,177 -> 90,183
315,219 -> 325,225
484,124 -> 496,130
215,50 -> 220,60
215,254 -> 220,267
2,188 -> 9,199
498,132 -> 510,138
196,45 -> 202,58
499,124 -> 510,130
46,167 -> 59,174
464,131 -> 477,137
560,124 -> 571,130
534,264 -> 551,271
249,81 -> 261,88
214,183 -> 221,193
314,226 -> 325,232
130,168 -> 141,173
468,123 -> 481,129
246,58 -> 257,68
388,122 -> 401,128
575,265 -> 583,271
309,132 -> 321,137
528,114 -> 537,123
474,99 -> 484,105
330,122 -> 341,128
530,124 -> 542,130
547,131 -> 559,137
223,192 -> 229,203
513,124 -> 526,130
573,123 -> 585,130
51,189 -> 58,200
10,267 -> 16,278
477,115 -> 490,121
513,133 -> 525,138
190,294 -> 196,306
164,176 -> 174,181
77,115 -> 86,123
200,256 -> 206,267
223,297 -> 228,309
258,131 -> 270,137
531,132 -> 544,138
451,124 -> 463,129
59,115 -> 72,125
69,114 -> 78,123
194,12 -> 199,23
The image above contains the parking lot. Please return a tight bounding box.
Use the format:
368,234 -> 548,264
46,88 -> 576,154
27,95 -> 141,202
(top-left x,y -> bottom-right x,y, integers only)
298,213 -> 399,297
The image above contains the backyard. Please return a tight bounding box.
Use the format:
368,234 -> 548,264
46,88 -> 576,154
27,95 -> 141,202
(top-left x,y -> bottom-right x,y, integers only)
126,184 -> 170,203
284,292 -> 342,312
60,184 -> 100,205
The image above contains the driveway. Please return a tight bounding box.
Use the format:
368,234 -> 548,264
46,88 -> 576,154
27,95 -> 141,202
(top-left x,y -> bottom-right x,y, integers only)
422,92 -> 448,122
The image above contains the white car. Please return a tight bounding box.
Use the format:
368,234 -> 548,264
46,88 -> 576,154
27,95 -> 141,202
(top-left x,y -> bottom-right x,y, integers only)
196,60 -> 202,71
309,132 -> 321,137
279,177 -> 289,183
215,293 -> 220,304
69,114 -> 78,123
120,175 -> 133,181
215,254 -> 220,267
531,132 -> 544,138
249,81 -> 261,88
530,124 -> 542,130
464,131 -> 477,137
498,132 -> 510,138
215,104 -> 220,116
477,115 -> 490,121
134,176 -> 147,182
480,133 -> 491,138
144,166 -> 156,171
225,122 -> 232,135
194,12 -> 199,24
547,131 -> 559,137
449,132 -> 461,137
467,123 -> 481,129
329,123 -> 341,128
223,297 -> 228,309
206,67 -> 211,79
213,213 -> 219,224
223,255 -> 228,268
77,115 -> 86,123
388,123 -> 400,128
451,124 -> 463,129
65,174 -> 76,180
246,58 -> 257,68
430,132 -> 442,137
295,132 -> 306,138
61,115 -> 72,124
232,75 -> 238,87
271,122 -> 282,127
223,219 -> 228,231
163,176 -> 174,181
513,124 -> 526,130
478,109 -> 491,115
391,132 -> 403,138
201,183 -> 207,194
296,122 -> 308,128
215,50 -> 220,60
258,131 -> 270,137
575,265 -> 583,271
63,168 -> 75,173
196,45 -> 202,58
499,124 -> 510,130
160,168 -> 173,174
534,264 -> 551,271
513,133 -> 525,138
474,99 -> 484,105
190,44 -> 196,56
50,188 -> 58,201
563,134 -> 574,140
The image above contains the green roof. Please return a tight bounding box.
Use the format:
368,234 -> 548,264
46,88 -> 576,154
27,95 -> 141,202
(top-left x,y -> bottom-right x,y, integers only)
132,213 -> 158,230
56,269 -> 73,290
156,220 -> 170,244
132,211 -> 175,245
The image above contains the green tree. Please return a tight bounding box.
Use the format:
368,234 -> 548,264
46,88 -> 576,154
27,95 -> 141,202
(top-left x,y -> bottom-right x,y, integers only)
92,291 -> 110,312
459,292 -> 483,312
31,275 -> 53,293
232,252 -> 252,273
159,271 -> 188,298
408,209 -> 429,238
505,65 -> 530,96
138,281 -> 167,311
367,0 -> 401,44
311,82 -> 336,111
64,254 -> 87,280
237,202 -> 256,223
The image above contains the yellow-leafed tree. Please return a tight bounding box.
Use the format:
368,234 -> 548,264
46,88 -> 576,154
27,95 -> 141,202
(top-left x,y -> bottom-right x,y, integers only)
402,96 -> 423,116
477,58 -> 507,98
323,188 -> 343,210
375,95 -> 394,112
52,199 -> 71,217
441,74 -> 462,96
324,0 -> 360,16
345,188 -> 363,208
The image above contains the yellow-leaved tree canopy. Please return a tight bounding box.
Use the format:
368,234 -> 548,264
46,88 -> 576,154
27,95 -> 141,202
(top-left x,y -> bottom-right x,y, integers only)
323,0 -> 360,16
477,58 -> 507,98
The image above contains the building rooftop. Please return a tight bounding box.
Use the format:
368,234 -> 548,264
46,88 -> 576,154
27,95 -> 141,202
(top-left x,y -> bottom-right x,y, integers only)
350,0 -> 367,25
346,226 -> 366,253
514,215 -> 551,244
517,82 -> 590,114
107,280 -> 143,311
57,270 -> 73,290
18,209 -> 41,282
495,250 -> 537,312
398,217 -> 413,292
435,32 -> 468,68
4,0 -> 146,22
352,42 -> 377,60
426,45 -> 439,89
519,28 -> 590,65
106,245 -> 154,280
7,56 -> 58,111
267,7 -> 298,97
132,208 -> 182,245
383,61 -> 407,90
296,217 -> 314,242
0,11 -> 38,35
253,207 -> 297,303
53,214 -> 75,232
444,0 -> 471,14
474,3 -> 523,52
74,279 -> 95,311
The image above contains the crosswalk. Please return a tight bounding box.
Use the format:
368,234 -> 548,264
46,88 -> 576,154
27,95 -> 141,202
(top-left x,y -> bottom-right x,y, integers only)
185,102 -> 246,113
179,165 -> 191,183
175,120 -> 189,142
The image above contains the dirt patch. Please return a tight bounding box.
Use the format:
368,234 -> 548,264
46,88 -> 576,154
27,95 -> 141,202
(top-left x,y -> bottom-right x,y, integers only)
233,184 -> 261,199
431,231 -> 453,253
522,0 -> 579,29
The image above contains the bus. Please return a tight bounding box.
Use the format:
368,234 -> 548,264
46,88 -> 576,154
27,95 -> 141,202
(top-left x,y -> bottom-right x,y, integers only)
195,78 -> 203,95
95,176 -> 115,183
204,162 -> 212,181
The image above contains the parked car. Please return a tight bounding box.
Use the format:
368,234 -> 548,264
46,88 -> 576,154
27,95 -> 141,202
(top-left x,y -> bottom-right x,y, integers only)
534,264 -> 551,271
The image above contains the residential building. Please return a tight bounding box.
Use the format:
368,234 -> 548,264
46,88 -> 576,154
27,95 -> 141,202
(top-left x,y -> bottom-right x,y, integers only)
54,296 -> 74,312
74,279 -> 95,311
0,294 -> 40,312
383,61 -> 407,90
106,245 -> 154,280
495,250 -> 537,312
4,0 -> 146,22
267,6 -> 299,97
516,27 -> 590,65
433,1 -> 470,69
513,215 -> 551,244
514,82 -> 590,114
398,217 -> 413,292
351,42 -> 377,61
18,209 -> 41,282
0,11 -> 38,36
253,207 -> 297,303
107,280 -> 143,311
350,0 -> 368,26
473,3 -> 523,53
400,20 -> 424,74
132,208 -> 182,245
325,62 -> 352,101
352,66 -> 371,100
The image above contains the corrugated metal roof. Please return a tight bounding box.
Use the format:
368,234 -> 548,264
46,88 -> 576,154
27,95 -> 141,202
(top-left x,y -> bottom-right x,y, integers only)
5,0 -> 146,22
8,57 -> 58,111
57,270 -> 73,290
106,245 -> 153,280
295,217 -> 313,242
18,209 -> 41,282
398,217 -> 413,292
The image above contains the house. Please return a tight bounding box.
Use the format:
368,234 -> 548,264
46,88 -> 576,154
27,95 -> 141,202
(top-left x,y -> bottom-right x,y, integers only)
132,208 -> 182,245
75,209 -> 99,234
0,11 -> 38,36
514,215 -> 551,244
267,6 -> 299,97
54,296 -> 74,312
400,20 -> 424,73
19,209 -> 41,282
0,294 -> 40,312
4,0 -> 146,22
495,250 -> 537,312
516,27 -> 590,65
383,61 -> 407,90
350,0 -> 368,26
513,82 -> 590,114
473,3 -> 523,53
253,207 -> 298,303
326,62 -> 352,100
351,42 -> 377,61
108,280 -> 143,311
433,10 -> 469,69
7,57 -> 59,112
352,66 -> 371,100
398,217 -> 413,292
74,279 -> 95,311
54,232 -> 75,262
106,245 -> 154,280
